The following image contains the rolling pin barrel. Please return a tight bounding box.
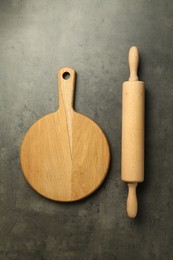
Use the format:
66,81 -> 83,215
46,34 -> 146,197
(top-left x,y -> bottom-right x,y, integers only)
121,46 -> 145,218
121,80 -> 145,182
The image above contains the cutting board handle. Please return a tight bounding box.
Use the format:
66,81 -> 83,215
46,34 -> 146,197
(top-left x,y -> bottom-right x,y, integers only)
58,67 -> 76,110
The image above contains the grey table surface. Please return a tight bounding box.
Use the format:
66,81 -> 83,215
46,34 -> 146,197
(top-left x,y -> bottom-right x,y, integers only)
0,0 -> 173,259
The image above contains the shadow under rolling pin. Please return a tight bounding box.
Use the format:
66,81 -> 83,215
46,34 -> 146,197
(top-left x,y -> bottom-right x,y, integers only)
121,46 -> 145,218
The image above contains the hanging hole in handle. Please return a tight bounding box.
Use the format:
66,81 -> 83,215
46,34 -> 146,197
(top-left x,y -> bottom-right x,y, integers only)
62,72 -> 70,80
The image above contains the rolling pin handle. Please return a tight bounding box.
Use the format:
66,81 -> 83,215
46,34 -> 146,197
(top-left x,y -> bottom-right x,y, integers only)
129,46 -> 139,81
127,182 -> 138,218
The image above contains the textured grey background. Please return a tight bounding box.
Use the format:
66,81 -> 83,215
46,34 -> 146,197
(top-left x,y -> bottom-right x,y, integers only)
0,0 -> 173,259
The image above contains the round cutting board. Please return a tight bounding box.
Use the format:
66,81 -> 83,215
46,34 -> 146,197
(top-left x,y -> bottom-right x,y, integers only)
20,67 -> 110,201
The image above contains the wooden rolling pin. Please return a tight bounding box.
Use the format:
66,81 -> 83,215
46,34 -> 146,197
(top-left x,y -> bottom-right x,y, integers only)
121,46 -> 145,218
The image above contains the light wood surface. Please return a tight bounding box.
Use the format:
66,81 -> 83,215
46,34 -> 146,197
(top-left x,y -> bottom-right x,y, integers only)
121,47 -> 145,218
20,67 -> 110,202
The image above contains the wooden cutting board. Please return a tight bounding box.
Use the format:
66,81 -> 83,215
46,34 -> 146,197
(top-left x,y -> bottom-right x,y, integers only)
20,67 -> 110,201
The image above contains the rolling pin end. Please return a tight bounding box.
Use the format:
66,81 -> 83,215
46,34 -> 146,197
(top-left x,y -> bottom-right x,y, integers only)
127,182 -> 138,218
128,46 -> 139,81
